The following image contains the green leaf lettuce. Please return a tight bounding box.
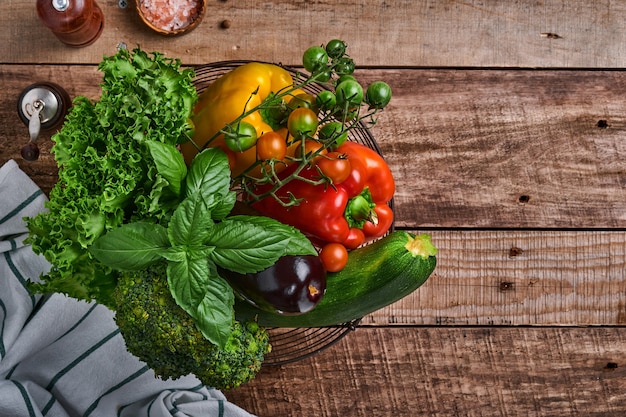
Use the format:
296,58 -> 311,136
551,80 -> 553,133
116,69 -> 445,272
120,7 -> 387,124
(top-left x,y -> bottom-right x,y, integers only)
25,47 -> 197,307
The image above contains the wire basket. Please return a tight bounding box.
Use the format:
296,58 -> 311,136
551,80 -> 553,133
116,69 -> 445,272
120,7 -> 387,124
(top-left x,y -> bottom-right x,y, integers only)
192,61 -> 393,365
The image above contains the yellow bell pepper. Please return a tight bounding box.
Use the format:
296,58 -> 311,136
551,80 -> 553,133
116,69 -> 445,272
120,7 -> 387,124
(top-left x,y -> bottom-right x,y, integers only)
181,62 -> 302,177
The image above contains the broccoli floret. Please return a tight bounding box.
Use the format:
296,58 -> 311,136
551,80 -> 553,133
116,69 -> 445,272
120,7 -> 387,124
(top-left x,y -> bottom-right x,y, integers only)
112,261 -> 271,390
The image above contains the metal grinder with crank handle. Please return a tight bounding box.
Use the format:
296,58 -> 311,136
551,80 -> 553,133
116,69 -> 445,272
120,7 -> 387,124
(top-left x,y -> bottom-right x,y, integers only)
17,82 -> 71,161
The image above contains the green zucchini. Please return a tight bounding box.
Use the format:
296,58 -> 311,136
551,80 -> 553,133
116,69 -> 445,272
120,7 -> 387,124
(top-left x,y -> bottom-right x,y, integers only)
234,230 -> 437,327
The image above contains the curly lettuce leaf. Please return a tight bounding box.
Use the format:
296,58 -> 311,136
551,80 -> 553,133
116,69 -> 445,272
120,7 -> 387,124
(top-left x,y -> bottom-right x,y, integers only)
25,47 -> 198,308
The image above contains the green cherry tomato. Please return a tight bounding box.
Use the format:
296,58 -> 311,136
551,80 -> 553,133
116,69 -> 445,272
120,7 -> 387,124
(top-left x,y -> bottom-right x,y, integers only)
334,57 -> 356,75
318,121 -> 348,148
325,39 -> 347,59
315,90 -> 337,112
335,79 -> 364,108
303,46 -> 329,73
335,74 -> 357,87
365,81 -> 393,109
265,98 -> 290,127
224,121 -> 258,152
287,107 -> 319,139
312,67 -> 332,83
288,93 -> 319,113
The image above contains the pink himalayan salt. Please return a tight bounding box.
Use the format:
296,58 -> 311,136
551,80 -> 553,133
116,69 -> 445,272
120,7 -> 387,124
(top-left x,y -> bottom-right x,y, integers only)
140,0 -> 201,32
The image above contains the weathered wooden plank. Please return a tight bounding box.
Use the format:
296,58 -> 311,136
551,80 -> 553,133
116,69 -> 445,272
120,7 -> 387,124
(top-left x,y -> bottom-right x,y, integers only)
2,65 -> 625,228
3,0 -> 626,68
357,68 -> 626,228
229,326 -> 626,417
364,230 -> 626,327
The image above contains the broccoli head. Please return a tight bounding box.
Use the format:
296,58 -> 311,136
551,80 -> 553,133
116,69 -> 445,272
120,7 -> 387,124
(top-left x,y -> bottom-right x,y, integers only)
112,261 -> 271,390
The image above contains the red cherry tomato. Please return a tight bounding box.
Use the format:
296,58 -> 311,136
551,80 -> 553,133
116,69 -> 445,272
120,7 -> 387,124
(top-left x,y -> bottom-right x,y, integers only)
300,139 -> 327,164
317,152 -> 351,184
319,242 -> 349,272
257,131 -> 287,160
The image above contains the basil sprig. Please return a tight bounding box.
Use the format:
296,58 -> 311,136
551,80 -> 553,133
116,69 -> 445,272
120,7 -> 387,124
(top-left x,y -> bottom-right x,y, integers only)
90,145 -> 316,348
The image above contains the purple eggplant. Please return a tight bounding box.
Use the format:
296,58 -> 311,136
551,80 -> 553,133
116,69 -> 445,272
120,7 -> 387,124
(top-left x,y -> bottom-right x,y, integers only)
221,255 -> 326,315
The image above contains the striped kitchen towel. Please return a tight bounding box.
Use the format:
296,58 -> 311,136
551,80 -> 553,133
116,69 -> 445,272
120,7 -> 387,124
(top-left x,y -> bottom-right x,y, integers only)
0,159 -> 255,417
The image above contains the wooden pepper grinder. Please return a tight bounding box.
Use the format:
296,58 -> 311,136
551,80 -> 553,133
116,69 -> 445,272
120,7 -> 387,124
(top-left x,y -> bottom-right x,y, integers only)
36,0 -> 104,47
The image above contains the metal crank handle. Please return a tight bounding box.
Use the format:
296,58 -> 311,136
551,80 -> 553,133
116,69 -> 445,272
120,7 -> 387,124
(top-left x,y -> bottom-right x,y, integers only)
28,100 -> 44,143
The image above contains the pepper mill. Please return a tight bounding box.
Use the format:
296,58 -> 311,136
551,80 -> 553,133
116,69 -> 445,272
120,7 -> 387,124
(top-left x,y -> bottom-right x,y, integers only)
17,82 -> 71,161
36,0 -> 104,47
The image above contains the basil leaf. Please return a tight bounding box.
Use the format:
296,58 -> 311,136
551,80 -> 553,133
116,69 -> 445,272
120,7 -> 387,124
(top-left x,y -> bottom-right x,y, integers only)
188,246 -> 216,260
186,148 -> 231,201
228,215 -> 316,255
206,216 -> 316,274
147,141 -> 187,195
166,255 -> 209,318
89,222 -> 169,270
146,174 -> 182,215
210,190 -> 237,221
160,245 -> 215,263
158,246 -> 187,262
168,194 -> 214,247
194,271 -> 235,348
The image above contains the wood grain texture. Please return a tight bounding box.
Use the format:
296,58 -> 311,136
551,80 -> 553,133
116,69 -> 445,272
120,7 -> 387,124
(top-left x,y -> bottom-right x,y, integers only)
358,69 -> 626,228
3,0 -> 626,68
3,3 -> 626,415
364,230 -> 626,326
229,326 -> 626,417
2,65 -> 624,227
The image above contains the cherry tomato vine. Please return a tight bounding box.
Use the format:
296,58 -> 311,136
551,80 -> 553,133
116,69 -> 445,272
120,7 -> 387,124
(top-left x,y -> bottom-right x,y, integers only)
187,39 -> 393,209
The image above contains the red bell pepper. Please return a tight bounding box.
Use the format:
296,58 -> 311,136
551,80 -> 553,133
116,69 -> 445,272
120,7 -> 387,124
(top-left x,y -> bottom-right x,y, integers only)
248,141 -> 395,247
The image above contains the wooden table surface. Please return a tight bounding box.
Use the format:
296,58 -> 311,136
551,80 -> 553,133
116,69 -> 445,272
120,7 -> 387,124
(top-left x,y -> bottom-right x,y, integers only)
2,1 -> 626,416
